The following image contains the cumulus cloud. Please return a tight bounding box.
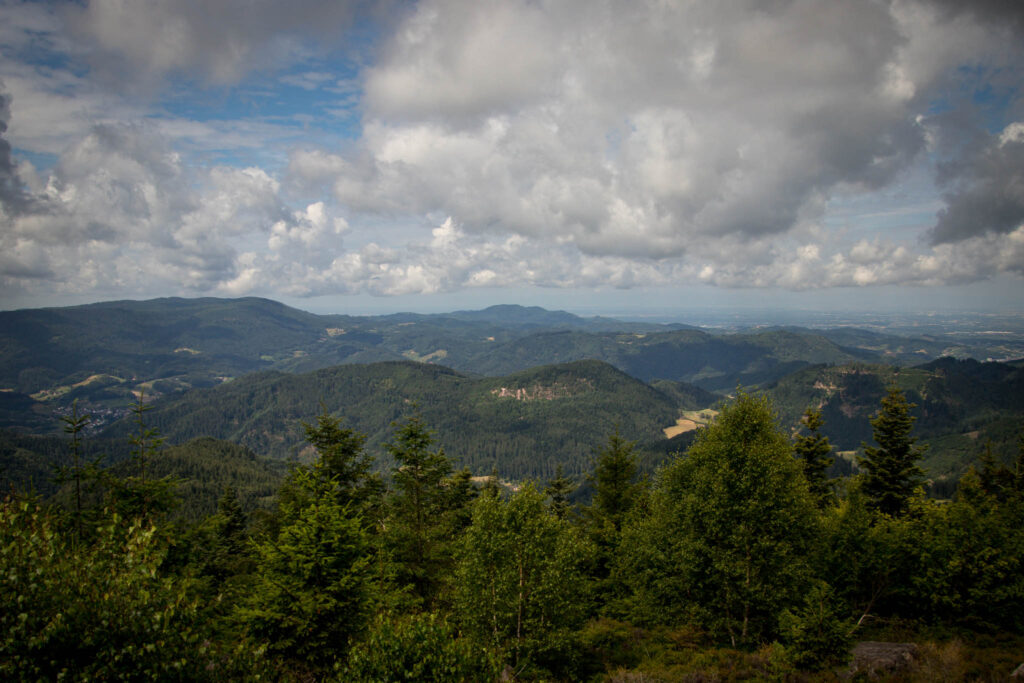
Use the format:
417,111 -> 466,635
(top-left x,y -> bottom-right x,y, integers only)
0,121 -> 332,295
0,82 -> 30,217
300,0 -> 950,263
929,122 -> 1024,244
66,0 -> 380,85
3,0 -> 1023,304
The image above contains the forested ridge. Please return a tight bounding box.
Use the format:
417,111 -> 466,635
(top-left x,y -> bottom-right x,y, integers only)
3,387 -> 1024,680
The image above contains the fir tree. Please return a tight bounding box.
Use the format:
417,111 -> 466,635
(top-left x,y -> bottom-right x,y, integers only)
385,412 -> 456,608
587,428 -> 638,532
794,408 -> 834,507
859,387 -> 926,517
544,464 -> 576,520
58,400 -> 90,542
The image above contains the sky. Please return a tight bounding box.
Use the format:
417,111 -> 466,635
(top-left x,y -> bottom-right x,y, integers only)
0,0 -> 1022,317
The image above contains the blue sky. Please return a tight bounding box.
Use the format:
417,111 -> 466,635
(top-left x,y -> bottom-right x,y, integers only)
0,0 -> 1022,316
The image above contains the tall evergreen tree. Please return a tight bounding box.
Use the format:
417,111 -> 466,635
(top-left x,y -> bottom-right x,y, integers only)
303,407 -> 377,509
385,412 -> 456,608
587,428 -> 639,532
238,467 -> 371,673
58,400 -> 90,542
544,464 -> 576,520
793,408 -> 834,507
859,386 -> 926,517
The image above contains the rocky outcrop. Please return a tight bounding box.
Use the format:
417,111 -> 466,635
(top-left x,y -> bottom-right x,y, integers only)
849,641 -> 919,678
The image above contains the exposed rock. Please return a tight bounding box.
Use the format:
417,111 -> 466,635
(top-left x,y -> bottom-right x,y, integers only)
849,641 -> 919,678
1010,662 -> 1024,678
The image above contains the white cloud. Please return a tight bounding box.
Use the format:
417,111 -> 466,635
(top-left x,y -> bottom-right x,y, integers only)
2,0 -> 1023,305
66,0 -> 370,85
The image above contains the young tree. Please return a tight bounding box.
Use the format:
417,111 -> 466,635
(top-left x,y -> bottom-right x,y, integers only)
587,428 -> 639,532
238,467 -> 371,673
58,400 -> 90,542
302,407 -> 377,510
455,484 -> 592,675
385,413 -> 458,608
544,464 -> 576,520
618,392 -> 818,646
105,392 -> 177,520
793,408 -> 834,507
0,499 -> 253,679
859,387 -> 926,517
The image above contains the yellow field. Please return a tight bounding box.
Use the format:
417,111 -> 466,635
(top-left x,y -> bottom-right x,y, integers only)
663,409 -> 718,439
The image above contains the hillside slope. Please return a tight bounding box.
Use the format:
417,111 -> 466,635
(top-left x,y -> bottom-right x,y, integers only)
99,360 -> 686,481
766,358 -> 1024,482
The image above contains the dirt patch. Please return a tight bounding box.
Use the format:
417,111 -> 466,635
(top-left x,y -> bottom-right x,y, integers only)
664,419 -> 699,438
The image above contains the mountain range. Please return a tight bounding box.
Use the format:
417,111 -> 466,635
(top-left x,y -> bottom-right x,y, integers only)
2,297 -> 1022,492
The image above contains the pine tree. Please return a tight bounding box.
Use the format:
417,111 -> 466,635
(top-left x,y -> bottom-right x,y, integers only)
385,412 -> 456,608
302,407 -> 375,509
587,428 -> 638,532
544,465 -> 575,520
239,467 -> 371,672
58,400 -> 90,542
794,408 -> 834,508
859,387 -> 926,517
106,392 -> 176,520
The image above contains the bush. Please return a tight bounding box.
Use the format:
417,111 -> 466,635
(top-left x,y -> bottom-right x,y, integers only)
780,581 -> 853,670
344,612 -> 501,682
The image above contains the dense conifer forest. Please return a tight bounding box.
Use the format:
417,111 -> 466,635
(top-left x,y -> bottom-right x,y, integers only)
3,386 -> 1023,680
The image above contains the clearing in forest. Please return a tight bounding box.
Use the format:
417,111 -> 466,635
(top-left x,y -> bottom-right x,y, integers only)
663,408 -> 718,438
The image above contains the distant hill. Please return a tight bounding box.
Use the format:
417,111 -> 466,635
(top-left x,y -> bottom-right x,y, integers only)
461,327 -> 877,391
0,297 -> 870,433
765,357 -> 1024,484
98,359 -> 689,481
4,296 -> 1020,443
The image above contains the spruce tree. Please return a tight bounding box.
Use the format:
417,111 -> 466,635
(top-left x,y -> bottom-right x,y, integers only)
793,408 -> 834,508
544,464 -> 576,520
385,412 -> 456,608
859,386 -> 925,517
302,407 -> 376,509
587,428 -> 638,532
58,400 -> 90,542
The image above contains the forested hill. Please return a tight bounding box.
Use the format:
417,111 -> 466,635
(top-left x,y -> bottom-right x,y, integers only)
766,357 -> 1024,482
98,359 -> 688,480
2,296 -> 886,434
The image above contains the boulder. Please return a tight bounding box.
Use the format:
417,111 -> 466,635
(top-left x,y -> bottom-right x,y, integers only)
849,641 -> 919,678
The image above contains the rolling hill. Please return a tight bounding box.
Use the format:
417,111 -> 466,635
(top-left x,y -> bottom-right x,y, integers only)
97,359 -> 688,481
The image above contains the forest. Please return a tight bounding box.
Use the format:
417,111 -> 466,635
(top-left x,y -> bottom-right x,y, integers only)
3,385 -> 1023,681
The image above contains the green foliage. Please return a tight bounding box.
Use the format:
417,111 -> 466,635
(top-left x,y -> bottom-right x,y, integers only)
860,386 -> 926,516
0,498 -> 253,679
455,483 -> 593,675
793,407 -> 834,507
893,482 -> 1024,629
238,465 -> 372,671
779,581 -> 853,670
385,412 -> 460,608
55,400 -> 97,541
619,391 -> 818,646
544,464 -> 575,520
303,407 -> 377,509
344,612 -> 501,682
587,428 -> 640,532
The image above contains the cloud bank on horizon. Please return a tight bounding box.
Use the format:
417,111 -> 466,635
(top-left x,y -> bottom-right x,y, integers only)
0,0 -> 1021,309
